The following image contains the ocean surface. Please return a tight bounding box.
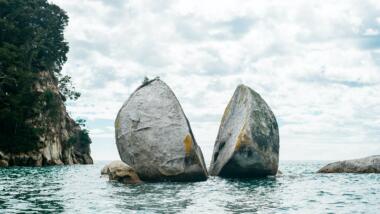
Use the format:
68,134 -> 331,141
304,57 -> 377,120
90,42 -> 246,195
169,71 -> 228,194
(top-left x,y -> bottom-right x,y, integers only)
0,161 -> 379,213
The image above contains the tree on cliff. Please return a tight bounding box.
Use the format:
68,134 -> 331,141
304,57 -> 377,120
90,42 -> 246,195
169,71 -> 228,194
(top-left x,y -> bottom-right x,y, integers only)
0,0 -> 83,152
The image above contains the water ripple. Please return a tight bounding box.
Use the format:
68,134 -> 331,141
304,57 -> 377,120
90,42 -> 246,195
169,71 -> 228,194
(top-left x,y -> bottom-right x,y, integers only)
0,161 -> 379,213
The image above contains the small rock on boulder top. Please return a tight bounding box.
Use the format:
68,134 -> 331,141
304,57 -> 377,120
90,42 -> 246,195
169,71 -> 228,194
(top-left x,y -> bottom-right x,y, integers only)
101,160 -> 142,184
209,84 -> 279,178
318,155 -> 380,173
115,78 -> 208,182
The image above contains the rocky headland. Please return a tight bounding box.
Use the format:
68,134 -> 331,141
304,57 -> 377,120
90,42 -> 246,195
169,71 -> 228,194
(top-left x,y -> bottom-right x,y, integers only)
0,0 -> 92,167
0,71 -> 93,167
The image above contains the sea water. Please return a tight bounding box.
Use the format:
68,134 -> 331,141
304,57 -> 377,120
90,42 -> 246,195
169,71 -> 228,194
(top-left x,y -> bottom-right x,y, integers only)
0,161 -> 379,213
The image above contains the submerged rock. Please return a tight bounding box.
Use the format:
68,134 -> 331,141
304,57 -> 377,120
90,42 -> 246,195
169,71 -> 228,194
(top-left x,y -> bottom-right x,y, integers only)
318,155 -> 380,173
209,85 -> 279,178
101,160 -> 142,184
115,79 -> 208,182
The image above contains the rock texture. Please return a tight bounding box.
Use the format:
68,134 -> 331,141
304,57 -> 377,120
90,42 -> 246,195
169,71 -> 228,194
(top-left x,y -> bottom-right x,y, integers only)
101,160 -> 142,184
209,84 -> 279,178
0,71 -> 93,167
115,78 -> 208,181
318,155 -> 380,173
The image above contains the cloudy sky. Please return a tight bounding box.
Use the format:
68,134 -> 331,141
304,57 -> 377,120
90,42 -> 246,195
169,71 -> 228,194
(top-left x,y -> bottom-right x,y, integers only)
50,0 -> 380,162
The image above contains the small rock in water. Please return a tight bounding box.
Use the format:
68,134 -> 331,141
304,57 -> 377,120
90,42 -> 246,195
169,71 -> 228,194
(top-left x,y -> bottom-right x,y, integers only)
209,84 -> 279,178
0,152 -> 9,167
115,78 -> 208,182
0,160 -> 8,167
101,160 -> 142,184
318,155 -> 380,173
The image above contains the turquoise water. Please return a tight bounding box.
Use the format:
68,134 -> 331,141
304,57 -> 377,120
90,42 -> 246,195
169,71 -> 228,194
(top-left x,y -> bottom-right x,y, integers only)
0,161 -> 379,213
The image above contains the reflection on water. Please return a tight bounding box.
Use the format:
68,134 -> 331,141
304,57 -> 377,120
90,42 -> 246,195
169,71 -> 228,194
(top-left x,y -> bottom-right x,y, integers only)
0,161 -> 379,213
221,177 -> 280,213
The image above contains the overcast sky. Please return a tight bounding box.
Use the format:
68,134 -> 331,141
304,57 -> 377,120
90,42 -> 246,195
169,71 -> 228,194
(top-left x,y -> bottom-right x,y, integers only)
50,0 -> 380,162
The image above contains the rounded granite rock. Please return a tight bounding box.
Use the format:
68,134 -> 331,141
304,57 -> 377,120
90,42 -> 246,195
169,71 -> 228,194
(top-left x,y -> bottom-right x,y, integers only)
101,160 -> 142,184
0,151 -> 9,167
0,160 -> 8,167
209,84 -> 279,178
318,155 -> 380,173
115,79 -> 208,182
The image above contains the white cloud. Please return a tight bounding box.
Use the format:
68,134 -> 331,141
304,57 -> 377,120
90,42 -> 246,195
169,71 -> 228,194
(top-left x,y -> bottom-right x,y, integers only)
51,0 -> 380,161
364,28 -> 380,36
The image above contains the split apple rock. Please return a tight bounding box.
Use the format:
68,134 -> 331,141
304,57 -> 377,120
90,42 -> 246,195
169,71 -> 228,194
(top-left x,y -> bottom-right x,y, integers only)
209,84 -> 279,178
115,79 -> 208,182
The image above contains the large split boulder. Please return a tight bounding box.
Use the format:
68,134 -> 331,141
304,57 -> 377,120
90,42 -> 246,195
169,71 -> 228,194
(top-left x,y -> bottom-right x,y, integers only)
209,84 -> 279,178
115,78 -> 208,182
101,160 -> 142,184
318,155 -> 380,173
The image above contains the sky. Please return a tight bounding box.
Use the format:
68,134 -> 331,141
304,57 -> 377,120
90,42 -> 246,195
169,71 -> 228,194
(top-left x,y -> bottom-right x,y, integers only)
50,0 -> 380,161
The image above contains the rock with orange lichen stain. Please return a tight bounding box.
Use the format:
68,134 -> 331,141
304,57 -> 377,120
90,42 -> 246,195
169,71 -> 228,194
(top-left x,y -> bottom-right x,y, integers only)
209,84 -> 279,178
115,78 -> 208,182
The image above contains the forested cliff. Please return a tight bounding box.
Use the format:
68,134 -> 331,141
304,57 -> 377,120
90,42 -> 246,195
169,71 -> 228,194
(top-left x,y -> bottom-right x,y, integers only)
0,0 -> 92,166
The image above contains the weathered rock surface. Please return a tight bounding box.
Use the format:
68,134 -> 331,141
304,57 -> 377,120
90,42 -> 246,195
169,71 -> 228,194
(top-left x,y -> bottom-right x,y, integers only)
0,152 -> 8,167
0,152 -> 9,167
101,160 -> 142,184
209,84 -> 279,178
0,71 -> 93,167
318,155 -> 380,173
115,78 -> 208,181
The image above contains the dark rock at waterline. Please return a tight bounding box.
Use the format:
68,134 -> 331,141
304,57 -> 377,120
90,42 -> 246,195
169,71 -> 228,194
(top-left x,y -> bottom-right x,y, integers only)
318,155 -> 380,173
209,84 -> 279,178
115,79 -> 208,182
101,160 -> 142,184
0,152 -> 9,167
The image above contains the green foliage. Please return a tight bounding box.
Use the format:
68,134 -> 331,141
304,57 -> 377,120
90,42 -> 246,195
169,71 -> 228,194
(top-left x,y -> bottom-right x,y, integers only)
41,89 -> 60,120
142,76 -> 149,85
0,0 -> 82,152
76,118 -> 86,128
67,129 -> 91,146
0,0 -> 69,73
141,76 -> 160,87
58,75 -> 81,101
